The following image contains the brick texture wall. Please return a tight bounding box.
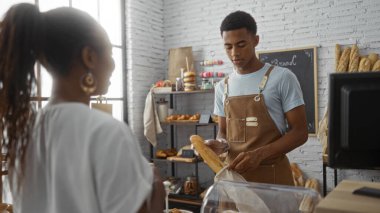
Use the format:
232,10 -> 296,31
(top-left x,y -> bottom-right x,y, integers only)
128,0 -> 380,192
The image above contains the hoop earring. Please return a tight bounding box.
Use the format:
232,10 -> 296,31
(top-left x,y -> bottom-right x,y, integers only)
80,71 -> 97,95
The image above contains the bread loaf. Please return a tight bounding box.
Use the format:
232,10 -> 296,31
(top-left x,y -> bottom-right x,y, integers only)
299,195 -> 314,213
350,44 -> 359,61
368,53 -> 379,69
372,59 -> 380,71
348,51 -> 360,72
305,178 -> 320,193
335,44 -> 341,71
290,163 -> 304,186
359,57 -> 371,72
190,135 -> 224,173
337,47 -> 351,72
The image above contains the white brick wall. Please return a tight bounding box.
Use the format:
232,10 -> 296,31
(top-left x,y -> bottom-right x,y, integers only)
128,0 -> 380,192
126,0 -> 165,156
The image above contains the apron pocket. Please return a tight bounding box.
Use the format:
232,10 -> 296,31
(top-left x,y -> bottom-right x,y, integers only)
227,118 -> 246,143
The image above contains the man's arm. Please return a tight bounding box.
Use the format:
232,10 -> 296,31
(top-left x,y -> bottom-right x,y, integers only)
228,105 -> 308,174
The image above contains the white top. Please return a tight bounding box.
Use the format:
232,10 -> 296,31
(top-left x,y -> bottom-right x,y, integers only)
15,103 -> 153,213
214,63 -> 304,134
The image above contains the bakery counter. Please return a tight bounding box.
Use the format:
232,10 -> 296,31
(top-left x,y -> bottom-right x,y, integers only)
316,180 -> 380,213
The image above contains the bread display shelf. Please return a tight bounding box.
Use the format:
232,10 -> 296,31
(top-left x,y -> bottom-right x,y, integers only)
162,120 -> 198,124
153,89 -> 214,95
153,157 -> 202,164
161,121 -> 217,126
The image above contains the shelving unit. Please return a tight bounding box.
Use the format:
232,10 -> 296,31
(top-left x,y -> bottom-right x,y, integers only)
151,89 -> 217,210
199,50 -> 225,89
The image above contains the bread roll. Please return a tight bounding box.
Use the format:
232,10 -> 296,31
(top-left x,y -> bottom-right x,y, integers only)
156,150 -> 167,158
184,87 -> 195,92
184,71 -> 196,78
190,135 -> 224,173
337,47 -> 351,72
183,77 -> 195,83
184,82 -> 196,87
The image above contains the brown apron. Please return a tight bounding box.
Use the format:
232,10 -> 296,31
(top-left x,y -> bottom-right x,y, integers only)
224,66 -> 294,186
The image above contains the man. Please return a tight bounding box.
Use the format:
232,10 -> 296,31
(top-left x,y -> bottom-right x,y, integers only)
207,11 -> 308,185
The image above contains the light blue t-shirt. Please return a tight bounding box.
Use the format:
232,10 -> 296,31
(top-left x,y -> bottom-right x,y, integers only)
213,63 -> 304,135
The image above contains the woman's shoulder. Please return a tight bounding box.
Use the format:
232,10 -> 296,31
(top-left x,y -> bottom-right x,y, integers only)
43,102 -> 124,132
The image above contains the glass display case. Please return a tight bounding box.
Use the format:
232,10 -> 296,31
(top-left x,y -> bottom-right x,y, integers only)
201,180 -> 321,213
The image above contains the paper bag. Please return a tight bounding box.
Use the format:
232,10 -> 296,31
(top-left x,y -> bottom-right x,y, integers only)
168,46 -> 194,82
91,96 -> 112,115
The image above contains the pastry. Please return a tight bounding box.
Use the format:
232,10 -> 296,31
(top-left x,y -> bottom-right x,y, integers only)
183,77 -> 196,83
156,150 -> 167,158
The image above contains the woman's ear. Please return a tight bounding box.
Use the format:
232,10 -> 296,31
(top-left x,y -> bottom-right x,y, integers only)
81,46 -> 97,70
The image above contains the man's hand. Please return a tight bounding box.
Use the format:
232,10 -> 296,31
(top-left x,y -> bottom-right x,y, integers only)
227,149 -> 264,174
204,138 -> 230,155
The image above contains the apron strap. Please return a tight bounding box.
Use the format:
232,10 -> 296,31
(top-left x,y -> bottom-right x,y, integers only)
225,65 -> 275,102
223,76 -> 229,101
258,65 -> 275,93
254,65 -> 275,102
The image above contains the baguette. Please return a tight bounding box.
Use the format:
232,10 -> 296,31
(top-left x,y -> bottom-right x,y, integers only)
337,47 -> 351,72
350,44 -> 359,62
335,44 -> 341,71
190,135 -> 224,173
348,51 -> 360,72
359,57 -> 371,72
368,53 -> 379,69
300,178 -> 319,213
290,163 -> 304,186
305,178 -> 319,193
299,195 -> 314,213
372,59 -> 380,71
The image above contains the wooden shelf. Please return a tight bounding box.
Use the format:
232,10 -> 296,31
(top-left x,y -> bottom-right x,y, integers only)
153,89 -> 214,95
152,157 -> 203,164
169,197 -> 202,206
161,121 -> 218,126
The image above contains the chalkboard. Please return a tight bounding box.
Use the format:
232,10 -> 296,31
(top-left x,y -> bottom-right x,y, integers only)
257,47 -> 318,135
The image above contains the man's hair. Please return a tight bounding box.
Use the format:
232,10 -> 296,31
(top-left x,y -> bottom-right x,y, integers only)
220,11 -> 257,36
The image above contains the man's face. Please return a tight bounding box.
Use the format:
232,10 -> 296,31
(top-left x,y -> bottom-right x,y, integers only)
222,28 -> 259,71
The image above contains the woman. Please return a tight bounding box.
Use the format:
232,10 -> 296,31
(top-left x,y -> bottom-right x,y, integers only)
0,3 -> 165,213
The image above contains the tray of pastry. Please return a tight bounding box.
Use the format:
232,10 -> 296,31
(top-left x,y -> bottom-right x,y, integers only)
165,114 -> 200,123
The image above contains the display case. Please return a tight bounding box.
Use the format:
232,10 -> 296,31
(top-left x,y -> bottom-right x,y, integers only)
201,180 -> 321,213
